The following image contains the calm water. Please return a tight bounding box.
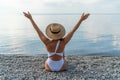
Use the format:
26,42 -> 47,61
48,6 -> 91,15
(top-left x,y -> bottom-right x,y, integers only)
0,14 -> 120,56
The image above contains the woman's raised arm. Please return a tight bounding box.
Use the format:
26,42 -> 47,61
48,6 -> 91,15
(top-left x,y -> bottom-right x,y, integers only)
64,13 -> 90,44
23,11 -> 49,45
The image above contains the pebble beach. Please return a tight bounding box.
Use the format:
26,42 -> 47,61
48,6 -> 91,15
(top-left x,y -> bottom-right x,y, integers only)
0,54 -> 120,80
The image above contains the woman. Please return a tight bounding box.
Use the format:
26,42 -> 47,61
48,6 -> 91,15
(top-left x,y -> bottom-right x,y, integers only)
23,12 -> 90,72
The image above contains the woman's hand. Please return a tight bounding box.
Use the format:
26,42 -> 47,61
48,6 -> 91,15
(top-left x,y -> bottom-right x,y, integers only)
23,11 -> 32,20
80,13 -> 90,21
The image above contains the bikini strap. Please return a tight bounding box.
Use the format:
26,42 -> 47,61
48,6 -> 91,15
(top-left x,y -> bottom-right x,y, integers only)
55,40 -> 60,53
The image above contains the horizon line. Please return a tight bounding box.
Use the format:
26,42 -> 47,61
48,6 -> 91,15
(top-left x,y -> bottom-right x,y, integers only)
31,13 -> 120,15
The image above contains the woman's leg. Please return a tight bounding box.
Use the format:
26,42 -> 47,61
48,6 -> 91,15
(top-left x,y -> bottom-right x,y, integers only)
45,61 -> 51,72
60,60 -> 67,71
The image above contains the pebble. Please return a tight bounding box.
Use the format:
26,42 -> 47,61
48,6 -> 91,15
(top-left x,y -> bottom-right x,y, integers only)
0,54 -> 120,80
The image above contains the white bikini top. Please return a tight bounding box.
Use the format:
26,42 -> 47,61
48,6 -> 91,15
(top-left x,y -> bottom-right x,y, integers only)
48,40 -> 64,57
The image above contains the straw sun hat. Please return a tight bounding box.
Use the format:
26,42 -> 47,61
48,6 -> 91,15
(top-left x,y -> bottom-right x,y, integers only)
46,23 -> 66,40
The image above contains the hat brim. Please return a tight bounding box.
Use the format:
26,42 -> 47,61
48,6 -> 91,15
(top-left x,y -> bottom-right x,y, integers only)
46,23 -> 65,40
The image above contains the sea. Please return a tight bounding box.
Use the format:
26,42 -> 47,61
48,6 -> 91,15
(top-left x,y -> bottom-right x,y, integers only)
0,13 -> 120,56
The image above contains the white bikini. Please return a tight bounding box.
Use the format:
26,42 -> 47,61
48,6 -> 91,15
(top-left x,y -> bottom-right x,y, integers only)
47,40 -> 64,71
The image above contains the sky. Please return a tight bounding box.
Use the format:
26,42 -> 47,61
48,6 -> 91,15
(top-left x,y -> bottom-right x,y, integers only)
0,0 -> 120,34
0,0 -> 120,15
0,0 -> 120,32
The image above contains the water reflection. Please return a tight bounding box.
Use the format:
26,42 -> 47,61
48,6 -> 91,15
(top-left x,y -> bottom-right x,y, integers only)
112,35 -> 120,50
80,32 -> 120,55
0,14 -> 120,55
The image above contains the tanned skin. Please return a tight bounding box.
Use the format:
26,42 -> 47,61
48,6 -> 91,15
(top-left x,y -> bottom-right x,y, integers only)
23,12 -> 90,71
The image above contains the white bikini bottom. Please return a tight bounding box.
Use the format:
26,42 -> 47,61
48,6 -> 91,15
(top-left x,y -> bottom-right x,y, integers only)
47,58 -> 64,71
